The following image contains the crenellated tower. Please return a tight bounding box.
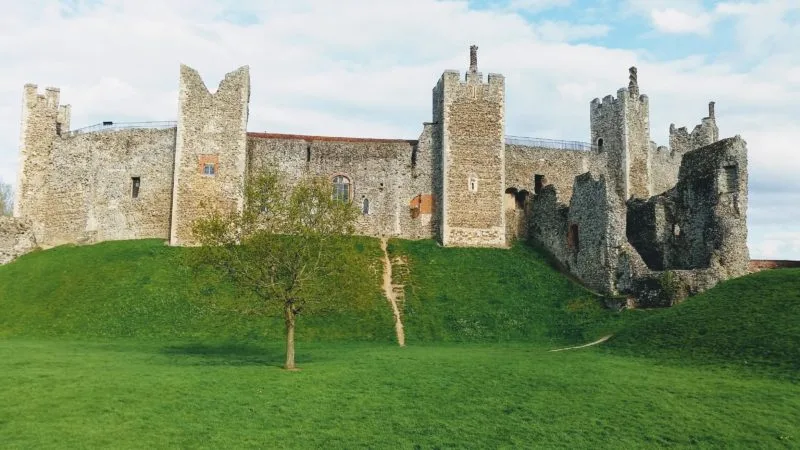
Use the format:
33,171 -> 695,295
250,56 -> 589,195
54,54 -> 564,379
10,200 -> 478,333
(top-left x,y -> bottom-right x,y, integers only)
590,67 -> 651,201
433,45 -> 506,247
15,84 -> 71,230
169,64 -> 251,245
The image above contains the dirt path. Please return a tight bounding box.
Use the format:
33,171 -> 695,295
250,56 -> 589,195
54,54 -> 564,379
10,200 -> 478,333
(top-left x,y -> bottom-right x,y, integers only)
548,335 -> 612,352
380,237 -> 405,347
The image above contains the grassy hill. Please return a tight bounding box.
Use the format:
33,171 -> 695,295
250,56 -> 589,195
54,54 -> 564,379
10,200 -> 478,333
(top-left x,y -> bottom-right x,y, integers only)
2,239 -> 800,448
0,238 -> 394,342
605,268 -> 800,375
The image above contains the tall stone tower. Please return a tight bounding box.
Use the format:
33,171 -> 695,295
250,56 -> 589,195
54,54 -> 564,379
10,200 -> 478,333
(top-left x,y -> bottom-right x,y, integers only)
590,67 -> 651,200
15,84 -> 71,234
169,65 -> 250,245
433,45 -> 506,247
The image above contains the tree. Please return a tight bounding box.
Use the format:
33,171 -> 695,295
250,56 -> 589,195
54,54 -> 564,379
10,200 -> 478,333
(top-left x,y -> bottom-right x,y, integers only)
190,170 -> 360,370
0,180 -> 13,216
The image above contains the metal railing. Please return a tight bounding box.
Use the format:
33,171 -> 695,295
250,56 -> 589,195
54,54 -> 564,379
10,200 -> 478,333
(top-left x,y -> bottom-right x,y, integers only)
505,135 -> 597,152
65,121 -> 177,137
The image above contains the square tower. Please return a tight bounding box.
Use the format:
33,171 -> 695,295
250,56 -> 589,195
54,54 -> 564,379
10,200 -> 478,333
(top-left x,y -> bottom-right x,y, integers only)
433,46 -> 506,247
590,67 -> 651,200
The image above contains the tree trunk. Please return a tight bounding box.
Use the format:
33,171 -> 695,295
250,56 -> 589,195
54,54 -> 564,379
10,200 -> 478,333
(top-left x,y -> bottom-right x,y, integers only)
284,305 -> 296,370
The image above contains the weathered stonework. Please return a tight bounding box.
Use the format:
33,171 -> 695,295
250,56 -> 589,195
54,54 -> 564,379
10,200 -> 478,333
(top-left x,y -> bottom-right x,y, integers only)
6,48 -> 751,308
435,51 -> 506,247
170,65 -> 250,246
0,217 -> 37,265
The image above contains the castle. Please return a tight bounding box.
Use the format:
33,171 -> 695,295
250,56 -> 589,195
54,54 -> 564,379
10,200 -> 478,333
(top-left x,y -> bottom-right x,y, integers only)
1,46 -> 749,306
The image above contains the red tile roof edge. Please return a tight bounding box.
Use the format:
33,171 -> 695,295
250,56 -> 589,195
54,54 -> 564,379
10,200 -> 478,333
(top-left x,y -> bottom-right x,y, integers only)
247,132 -> 418,144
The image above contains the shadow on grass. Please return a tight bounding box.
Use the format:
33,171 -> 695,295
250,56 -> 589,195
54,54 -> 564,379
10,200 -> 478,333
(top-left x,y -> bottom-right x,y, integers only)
159,342 -> 315,368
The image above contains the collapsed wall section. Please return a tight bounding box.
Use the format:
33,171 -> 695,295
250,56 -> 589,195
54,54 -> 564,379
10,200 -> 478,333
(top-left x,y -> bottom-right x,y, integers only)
622,136 -> 749,305
529,172 -> 625,294
246,127 -> 437,240
170,65 -> 250,246
649,102 -> 719,194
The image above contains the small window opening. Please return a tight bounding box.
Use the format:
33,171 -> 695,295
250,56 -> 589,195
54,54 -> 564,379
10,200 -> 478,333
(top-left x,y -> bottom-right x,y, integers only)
567,224 -> 579,251
131,177 -> 140,198
516,190 -> 529,210
673,223 -> 681,236
504,188 -> 518,210
333,175 -> 351,202
362,198 -> 370,215
597,138 -> 604,152
719,165 -> 738,193
56,122 -> 62,136
203,163 -> 216,176
469,177 -> 478,193
534,174 -> 545,194
306,145 -> 311,162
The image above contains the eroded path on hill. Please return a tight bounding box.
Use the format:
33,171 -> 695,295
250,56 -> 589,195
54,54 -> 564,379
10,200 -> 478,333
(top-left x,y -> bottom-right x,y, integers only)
549,335 -> 612,352
380,237 -> 406,347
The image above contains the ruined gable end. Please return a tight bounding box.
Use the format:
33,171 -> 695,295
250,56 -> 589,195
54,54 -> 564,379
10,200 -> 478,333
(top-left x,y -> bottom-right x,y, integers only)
169,64 -> 251,246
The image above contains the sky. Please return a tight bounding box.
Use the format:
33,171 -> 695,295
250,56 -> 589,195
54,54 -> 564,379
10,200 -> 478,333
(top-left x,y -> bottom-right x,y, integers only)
0,0 -> 798,259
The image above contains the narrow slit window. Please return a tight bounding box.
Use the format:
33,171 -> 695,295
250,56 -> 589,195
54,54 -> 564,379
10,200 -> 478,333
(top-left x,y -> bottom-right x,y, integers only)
306,145 -> 311,162
362,198 -> 370,215
131,177 -> 140,198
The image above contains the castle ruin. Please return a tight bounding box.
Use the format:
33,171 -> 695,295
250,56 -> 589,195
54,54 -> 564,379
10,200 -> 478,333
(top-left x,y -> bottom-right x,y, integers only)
1,46 -> 750,306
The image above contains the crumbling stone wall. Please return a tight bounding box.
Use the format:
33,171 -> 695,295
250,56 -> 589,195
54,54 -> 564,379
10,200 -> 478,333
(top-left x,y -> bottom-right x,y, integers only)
0,217 -> 37,265
649,102 -> 719,194
246,127 -> 438,240
170,65 -> 250,246
436,46 -> 506,247
504,145 -> 605,203
622,136 -> 749,305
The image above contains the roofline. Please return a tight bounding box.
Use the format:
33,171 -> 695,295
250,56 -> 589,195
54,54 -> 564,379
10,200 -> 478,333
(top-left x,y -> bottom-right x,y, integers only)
247,132 -> 418,144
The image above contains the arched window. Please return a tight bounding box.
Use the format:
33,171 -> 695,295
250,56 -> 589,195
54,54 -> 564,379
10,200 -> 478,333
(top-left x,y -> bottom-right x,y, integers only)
362,198 -> 370,215
332,175 -> 351,202
597,138 -> 604,152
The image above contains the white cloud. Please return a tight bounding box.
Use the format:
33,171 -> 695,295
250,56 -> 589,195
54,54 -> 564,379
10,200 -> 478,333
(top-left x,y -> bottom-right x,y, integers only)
649,8 -> 716,34
0,0 -> 798,258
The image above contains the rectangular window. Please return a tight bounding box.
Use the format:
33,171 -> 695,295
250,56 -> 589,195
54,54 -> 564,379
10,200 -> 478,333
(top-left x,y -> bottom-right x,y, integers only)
203,163 -> 216,176
131,177 -> 140,198
534,174 -> 545,194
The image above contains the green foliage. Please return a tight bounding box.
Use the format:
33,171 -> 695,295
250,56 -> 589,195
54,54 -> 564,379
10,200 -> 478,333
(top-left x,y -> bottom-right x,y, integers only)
390,239 -> 638,345
190,170 -> 362,317
607,268 -> 800,377
0,239 -> 393,342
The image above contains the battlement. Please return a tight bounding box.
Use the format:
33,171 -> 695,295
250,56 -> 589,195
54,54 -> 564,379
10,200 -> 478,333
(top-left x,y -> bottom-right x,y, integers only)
668,101 -> 719,154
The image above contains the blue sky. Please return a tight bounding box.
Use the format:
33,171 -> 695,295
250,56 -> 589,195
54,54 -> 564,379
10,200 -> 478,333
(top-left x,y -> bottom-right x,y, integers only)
1,0 -> 799,258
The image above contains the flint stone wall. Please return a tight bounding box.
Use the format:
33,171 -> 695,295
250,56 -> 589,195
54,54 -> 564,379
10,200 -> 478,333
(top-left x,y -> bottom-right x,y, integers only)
33,128 -> 176,247
0,217 -> 37,265
246,128 -> 438,240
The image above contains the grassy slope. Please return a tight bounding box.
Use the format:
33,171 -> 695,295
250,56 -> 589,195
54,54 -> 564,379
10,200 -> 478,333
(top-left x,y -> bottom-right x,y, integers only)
606,268 -> 800,374
2,339 -> 798,449
390,239 -> 638,345
0,238 -> 394,342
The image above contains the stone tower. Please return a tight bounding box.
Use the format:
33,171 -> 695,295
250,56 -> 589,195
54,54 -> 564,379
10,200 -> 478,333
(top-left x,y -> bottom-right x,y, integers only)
14,84 -> 70,234
590,67 -> 651,200
169,65 -> 251,245
433,45 -> 506,247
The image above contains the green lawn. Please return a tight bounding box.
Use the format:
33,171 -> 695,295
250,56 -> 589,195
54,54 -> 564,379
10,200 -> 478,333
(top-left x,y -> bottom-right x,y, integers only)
2,339 -> 798,449
1,239 -> 799,448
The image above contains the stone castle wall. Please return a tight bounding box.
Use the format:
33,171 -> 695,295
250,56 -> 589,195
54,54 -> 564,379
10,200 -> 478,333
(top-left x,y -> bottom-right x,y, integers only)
0,217 -> 37,265
504,145 -> 605,203
246,129 -> 438,240
170,65 -> 250,246
437,66 -> 506,247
